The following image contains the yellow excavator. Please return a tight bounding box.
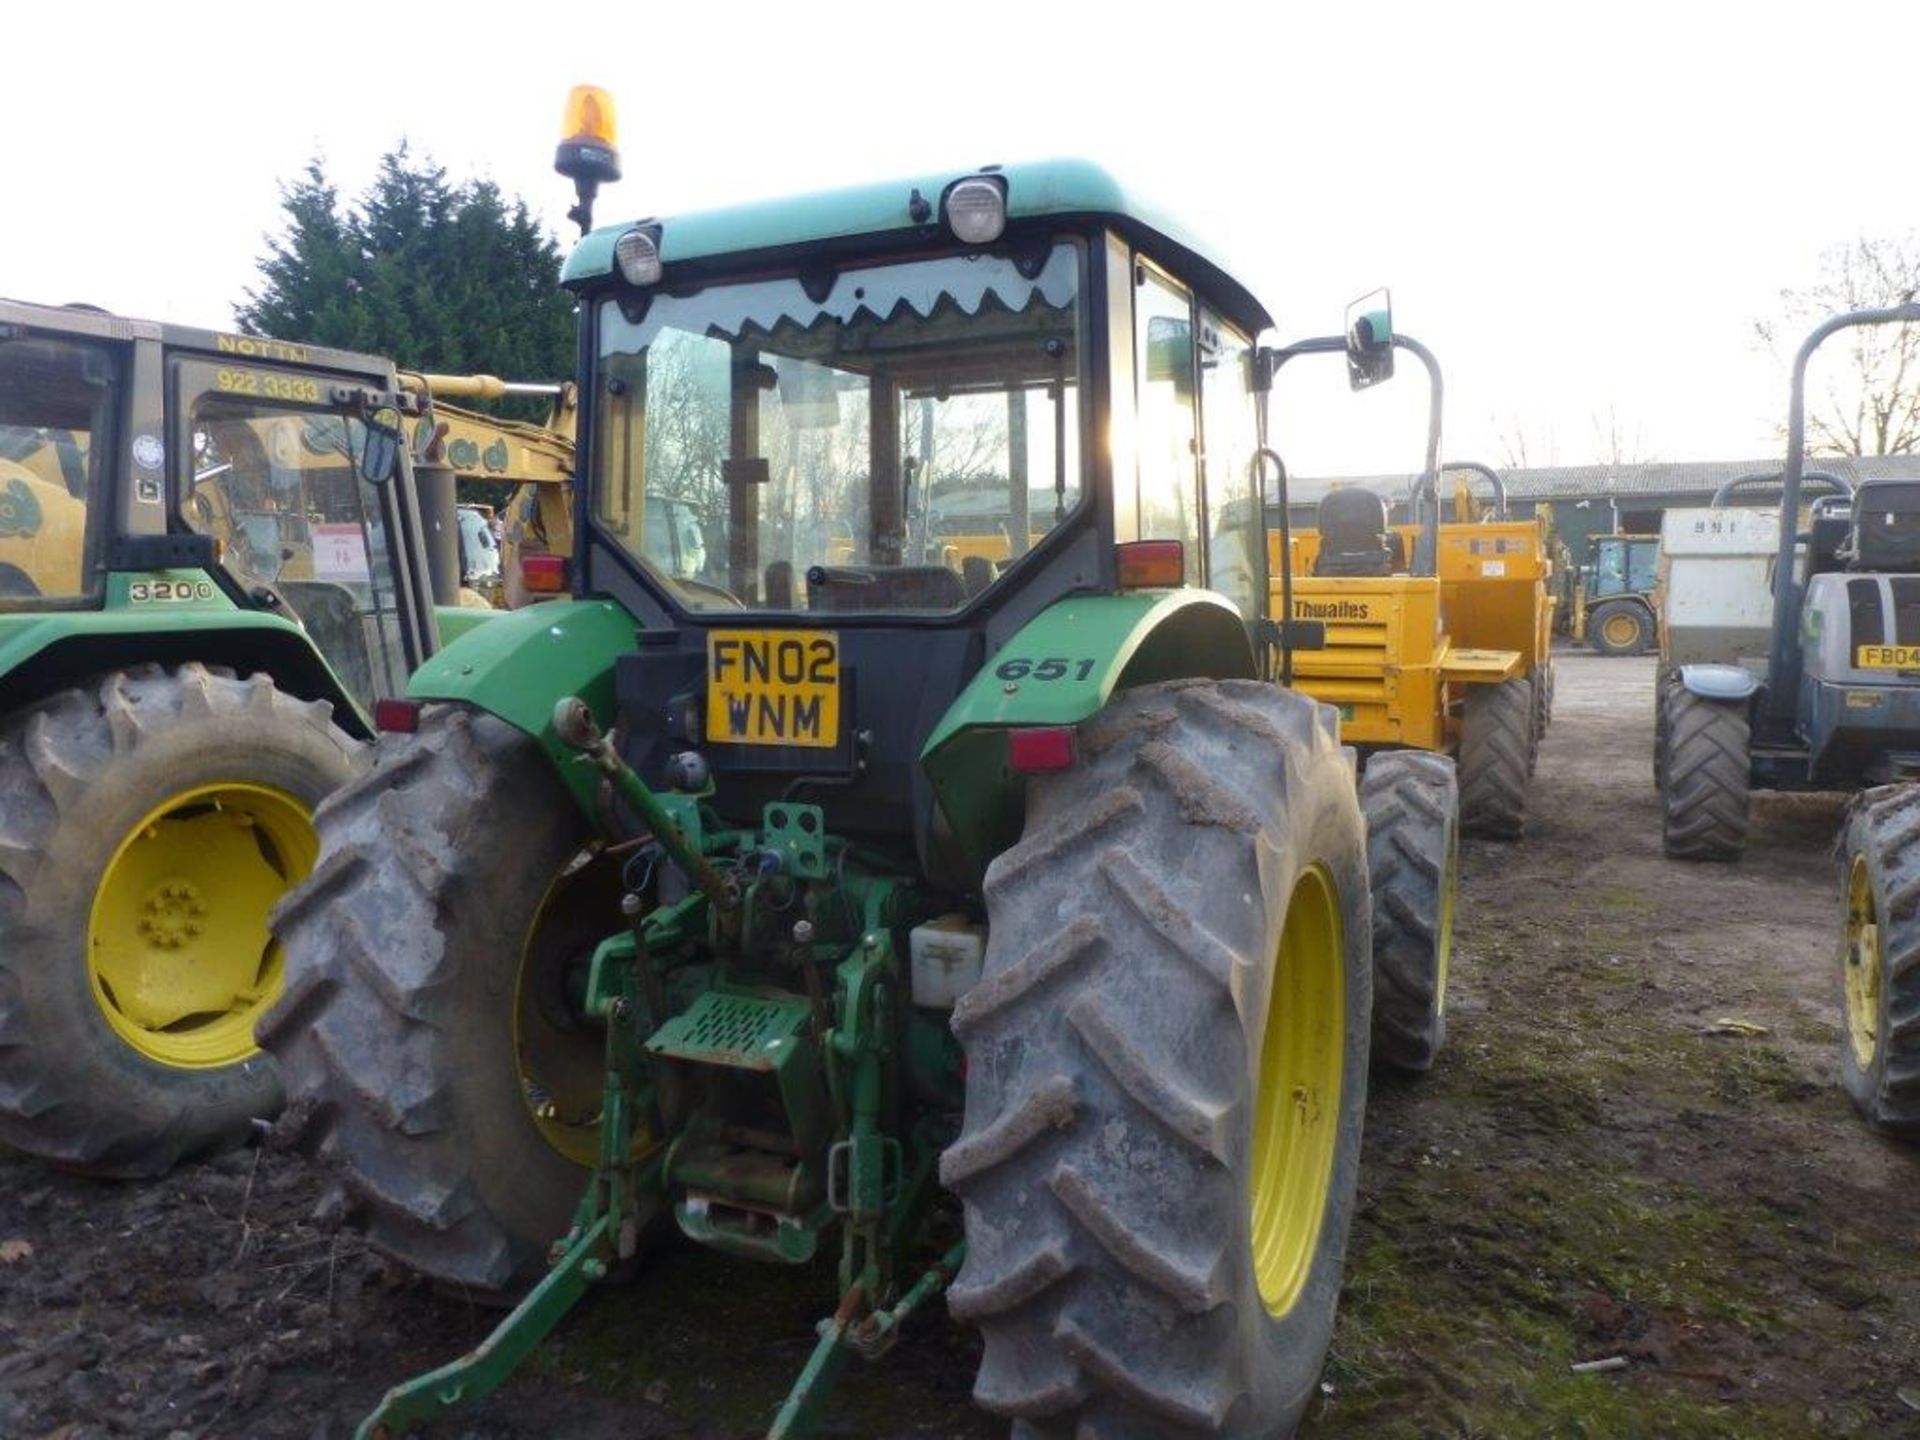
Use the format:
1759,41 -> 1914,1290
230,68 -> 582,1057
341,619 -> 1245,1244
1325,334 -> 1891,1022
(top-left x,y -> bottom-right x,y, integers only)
396,372 -> 578,607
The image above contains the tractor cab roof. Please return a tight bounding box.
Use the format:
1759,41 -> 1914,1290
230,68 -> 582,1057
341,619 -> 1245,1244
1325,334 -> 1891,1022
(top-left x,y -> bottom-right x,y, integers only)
0,297 -> 398,383
562,158 -> 1274,338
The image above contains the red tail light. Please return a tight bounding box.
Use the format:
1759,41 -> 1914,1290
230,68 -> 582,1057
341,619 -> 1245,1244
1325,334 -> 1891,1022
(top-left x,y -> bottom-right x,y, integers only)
1008,726 -> 1075,774
521,553 -> 568,594
374,699 -> 422,734
1116,539 -> 1184,589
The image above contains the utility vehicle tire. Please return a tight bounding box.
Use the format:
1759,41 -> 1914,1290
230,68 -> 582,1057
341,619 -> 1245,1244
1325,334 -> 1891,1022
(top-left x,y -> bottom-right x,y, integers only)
261,706 -> 631,1299
945,680 -> 1371,1438
1457,678 -> 1532,840
0,664 -> 359,1177
1531,661 -> 1555,742
1654,672 -> 1678,789
1589,600 -> 1652,657
1361,751 -> 1459,1073
1836,788 -> 1920,1138
1659,684 -> 1750,861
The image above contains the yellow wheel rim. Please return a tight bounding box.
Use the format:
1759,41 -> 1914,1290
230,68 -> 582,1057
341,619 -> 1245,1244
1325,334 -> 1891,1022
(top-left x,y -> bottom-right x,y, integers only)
87,783 -> 315,1070
1844,855 -> 1884,1071
512,852 -> 655,1168
1249,865 -> 1345,1318
1603,613 -> 1639,648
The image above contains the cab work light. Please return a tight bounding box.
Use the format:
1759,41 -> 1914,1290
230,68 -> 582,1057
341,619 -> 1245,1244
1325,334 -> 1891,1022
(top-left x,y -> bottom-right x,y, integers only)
521,553 -> 568,593
1115,539 -> 1184,589
944,176 -> 1007,245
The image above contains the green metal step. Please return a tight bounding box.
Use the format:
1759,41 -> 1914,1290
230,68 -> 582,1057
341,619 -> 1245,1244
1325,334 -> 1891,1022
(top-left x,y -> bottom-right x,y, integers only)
646,989 -> 812,1072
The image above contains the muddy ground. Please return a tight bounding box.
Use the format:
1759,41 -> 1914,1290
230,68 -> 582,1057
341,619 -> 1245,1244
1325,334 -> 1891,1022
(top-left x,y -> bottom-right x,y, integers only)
3,651 -> 1917,1439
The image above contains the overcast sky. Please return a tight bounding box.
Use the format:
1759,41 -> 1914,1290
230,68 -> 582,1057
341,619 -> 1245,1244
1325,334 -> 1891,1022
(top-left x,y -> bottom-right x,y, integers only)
4,2 -> 1914,476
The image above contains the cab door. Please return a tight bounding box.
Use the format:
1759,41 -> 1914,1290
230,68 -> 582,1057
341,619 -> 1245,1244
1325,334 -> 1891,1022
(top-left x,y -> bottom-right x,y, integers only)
172,357 -> 423,707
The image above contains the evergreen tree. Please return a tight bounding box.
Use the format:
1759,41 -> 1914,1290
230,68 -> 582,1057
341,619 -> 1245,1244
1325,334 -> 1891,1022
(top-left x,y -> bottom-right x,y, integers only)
236,145 -> 576,393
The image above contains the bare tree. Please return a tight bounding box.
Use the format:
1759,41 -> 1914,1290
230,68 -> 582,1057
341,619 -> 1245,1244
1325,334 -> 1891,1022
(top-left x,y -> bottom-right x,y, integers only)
1590,405 -> 1648,466
1494,411 -> 1559,471
1757,232 -> 1920,456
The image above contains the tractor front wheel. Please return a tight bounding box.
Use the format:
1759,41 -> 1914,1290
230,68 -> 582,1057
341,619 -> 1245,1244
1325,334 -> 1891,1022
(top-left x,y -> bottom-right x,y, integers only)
1836,788 -> 1920,1138
946,680 -> 1371,1437
1362,750 -> 1459,1073
0,665 -> 359,1176
260,706 -> 641,1298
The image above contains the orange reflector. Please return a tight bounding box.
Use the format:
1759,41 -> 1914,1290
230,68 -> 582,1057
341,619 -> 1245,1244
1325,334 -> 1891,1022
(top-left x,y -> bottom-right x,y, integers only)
1008,726 -> 1075,773
560,85 -> 619,147
1116,539 -> 1185,589
373,699 -> 421,734
521,553 -> 568,594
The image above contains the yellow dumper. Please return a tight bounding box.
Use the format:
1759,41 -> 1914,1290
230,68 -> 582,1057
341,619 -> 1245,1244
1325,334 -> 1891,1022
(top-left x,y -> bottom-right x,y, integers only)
1269,334 -> 1536,838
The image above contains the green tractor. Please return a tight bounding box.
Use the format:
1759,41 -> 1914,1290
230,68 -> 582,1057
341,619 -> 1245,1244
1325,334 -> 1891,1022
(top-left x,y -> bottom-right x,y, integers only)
0,299 -> 489,1177
261,94 -> 1456,1439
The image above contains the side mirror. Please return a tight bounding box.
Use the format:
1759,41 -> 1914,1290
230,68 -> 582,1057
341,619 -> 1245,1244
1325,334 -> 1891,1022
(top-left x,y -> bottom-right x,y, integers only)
358,405 -> 403,485
1344,287 -> 1394,392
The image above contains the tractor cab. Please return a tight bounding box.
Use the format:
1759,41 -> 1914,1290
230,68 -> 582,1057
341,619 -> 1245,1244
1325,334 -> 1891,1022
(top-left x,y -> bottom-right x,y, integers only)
0,300 -> 442,730
483,157 -> 1285,876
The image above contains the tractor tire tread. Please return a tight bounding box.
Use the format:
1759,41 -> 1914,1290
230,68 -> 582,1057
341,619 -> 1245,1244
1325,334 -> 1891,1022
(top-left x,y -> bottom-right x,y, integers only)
0,663 -> 358,1176
1660,685 -> 1750,861
1458,678 -> 1531,839
1362,751 -> 1459,1072
948,680 -> 1369,1437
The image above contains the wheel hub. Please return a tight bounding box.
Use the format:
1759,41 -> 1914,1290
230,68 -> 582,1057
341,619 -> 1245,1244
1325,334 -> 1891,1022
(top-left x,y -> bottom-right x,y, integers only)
137,881 -> 208,950
88,783 -> 316,1070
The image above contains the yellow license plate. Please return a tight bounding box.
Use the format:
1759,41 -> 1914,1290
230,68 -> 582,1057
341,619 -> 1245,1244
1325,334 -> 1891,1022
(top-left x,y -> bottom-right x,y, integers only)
1857,644 -> 1920,669
706,630 -> 840,748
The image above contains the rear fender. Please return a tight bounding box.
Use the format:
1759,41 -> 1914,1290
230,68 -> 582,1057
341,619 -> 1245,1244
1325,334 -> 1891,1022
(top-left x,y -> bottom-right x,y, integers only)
406,598 -> 639,813
0,603 -> 367,736
920,591 -> 1256,876
1678,663 -> 1760,703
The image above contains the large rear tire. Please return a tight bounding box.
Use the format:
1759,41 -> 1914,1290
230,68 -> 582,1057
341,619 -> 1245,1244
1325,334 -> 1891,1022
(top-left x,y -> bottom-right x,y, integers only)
0,664 -> 359,1176
259,706 -> 638,1297
945,680 -> 1371,1437
1837,788 -> 1920,1138
1588,600 -> 1652,657
1361,751 -> 1459,1073
1457,678 -> 1532,840
1659,684 -> 1750,861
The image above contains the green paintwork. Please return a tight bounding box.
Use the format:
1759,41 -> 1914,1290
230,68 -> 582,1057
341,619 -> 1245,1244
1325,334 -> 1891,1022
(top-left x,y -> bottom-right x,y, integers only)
432,602 -> 502,647
920,589 -> 1257,869
563,158 -> 1271,333
0,581 -> 331,686
405,597 -> 637,809
354,1212 -> 614,1440
357,746 -> 951,1438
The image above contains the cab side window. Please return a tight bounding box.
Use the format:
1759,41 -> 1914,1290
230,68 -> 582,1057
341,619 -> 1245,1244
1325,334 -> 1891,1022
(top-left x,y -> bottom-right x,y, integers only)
0,335 -> 116,602
1200,313 -> 1263,619
1135,265 -> 1200,584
